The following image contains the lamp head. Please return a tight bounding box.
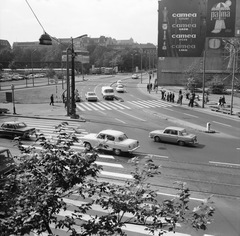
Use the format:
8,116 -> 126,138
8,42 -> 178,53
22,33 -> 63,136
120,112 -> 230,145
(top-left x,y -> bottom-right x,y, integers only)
39,33 -> 52,45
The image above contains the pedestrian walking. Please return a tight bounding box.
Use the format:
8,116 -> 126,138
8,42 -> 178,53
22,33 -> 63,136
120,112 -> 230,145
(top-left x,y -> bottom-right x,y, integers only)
50,94 -> 54,106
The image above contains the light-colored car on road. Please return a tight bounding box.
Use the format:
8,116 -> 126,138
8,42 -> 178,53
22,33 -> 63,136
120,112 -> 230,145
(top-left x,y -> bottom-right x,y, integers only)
79,129 -> 140,155
149,126 -> 198,146
131,74 -> 139,79
101,86 -> 115,100
116,84 -> 126,93
85,91 -> 98,102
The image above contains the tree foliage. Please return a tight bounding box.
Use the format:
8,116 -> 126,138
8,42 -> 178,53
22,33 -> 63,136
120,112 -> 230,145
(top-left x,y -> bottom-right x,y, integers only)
0,122 -> 215,236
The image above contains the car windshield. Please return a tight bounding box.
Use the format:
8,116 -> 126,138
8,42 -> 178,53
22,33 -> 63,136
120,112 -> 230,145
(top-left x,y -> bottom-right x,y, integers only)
105,89 -> 114,93
16,122 -> 27,129
118,134 -> 128,142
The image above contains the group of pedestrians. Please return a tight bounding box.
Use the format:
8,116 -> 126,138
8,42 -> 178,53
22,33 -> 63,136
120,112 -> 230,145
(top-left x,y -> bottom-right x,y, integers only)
218,95 -> 226,107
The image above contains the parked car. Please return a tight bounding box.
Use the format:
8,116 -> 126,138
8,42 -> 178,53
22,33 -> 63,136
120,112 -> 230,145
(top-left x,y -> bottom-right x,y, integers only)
85,92 -> 98,102
132,74 -> 139,79
0,121 -> 36,139
149,126 -> 198,146
0,108 -> 10,114
0,147 -> 15,176
116,84 -> 126,93
79,129 -> 140,155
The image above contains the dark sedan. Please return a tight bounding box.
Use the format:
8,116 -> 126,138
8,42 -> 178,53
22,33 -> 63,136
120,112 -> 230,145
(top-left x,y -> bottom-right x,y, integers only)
0,121 -> 36,139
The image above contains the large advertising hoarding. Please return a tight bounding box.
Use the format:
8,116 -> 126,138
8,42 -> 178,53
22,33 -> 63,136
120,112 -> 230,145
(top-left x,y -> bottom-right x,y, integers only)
206,0 -> 236,37
158,0 -> 206,57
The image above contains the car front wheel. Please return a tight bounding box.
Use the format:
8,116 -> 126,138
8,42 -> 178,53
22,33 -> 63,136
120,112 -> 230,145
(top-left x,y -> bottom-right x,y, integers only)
178,140 -> 185,146
113,149 -> 121,156
154,136 -> 161,142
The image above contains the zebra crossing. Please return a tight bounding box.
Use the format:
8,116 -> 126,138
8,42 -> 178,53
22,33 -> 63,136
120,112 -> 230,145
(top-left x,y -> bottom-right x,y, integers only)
17,118 -> 214,236
76,99 -> 174,112
17,118 -> 132,180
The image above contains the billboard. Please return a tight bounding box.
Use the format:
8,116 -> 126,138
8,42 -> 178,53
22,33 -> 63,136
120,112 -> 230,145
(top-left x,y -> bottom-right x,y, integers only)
158,0 -> 206,57
206,0 -> 236,37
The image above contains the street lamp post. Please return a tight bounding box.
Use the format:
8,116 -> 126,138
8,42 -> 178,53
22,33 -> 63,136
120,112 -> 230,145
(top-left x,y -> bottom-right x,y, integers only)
68,34 -> 87,119
11,84 -> 16,114
31,49 -> 36,87
223,40 -> 236,115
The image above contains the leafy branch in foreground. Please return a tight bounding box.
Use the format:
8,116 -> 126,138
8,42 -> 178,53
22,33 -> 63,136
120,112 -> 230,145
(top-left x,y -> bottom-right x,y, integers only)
0,122 -> 215,236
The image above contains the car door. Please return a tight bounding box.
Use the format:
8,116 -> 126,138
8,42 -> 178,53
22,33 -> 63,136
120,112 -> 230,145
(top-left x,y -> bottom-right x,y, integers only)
105,134 -> 116,151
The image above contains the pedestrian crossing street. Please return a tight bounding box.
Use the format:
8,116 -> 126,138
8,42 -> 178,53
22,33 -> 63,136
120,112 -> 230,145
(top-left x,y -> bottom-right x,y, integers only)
76,99 -> 175,112
18,118 -> 214,236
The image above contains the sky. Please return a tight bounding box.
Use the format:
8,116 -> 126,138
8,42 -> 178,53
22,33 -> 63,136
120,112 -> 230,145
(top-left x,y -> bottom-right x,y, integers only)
0,0 -> 158,46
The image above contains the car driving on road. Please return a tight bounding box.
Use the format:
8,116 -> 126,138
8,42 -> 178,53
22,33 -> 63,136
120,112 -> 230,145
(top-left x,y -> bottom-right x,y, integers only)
149,126 -> 198,146
131,74 -> 139,79
116,84 -> 126,93
79,129 -> 140,155
85,91 -> 98,102
0,121 -> 36,139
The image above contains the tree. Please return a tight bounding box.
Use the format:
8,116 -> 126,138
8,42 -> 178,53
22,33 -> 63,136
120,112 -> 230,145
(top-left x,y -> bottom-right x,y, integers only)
0,122 -> 215,236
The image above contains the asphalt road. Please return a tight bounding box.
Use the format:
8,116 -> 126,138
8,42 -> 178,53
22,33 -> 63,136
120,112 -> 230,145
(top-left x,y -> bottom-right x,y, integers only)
1,74 -> 240,236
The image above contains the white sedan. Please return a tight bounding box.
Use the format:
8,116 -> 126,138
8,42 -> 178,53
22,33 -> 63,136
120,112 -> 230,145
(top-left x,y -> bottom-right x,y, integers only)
85,92 -> 98,102
116,84 -> 126,93
131,74 -> 139,79
79,129 -> 140,155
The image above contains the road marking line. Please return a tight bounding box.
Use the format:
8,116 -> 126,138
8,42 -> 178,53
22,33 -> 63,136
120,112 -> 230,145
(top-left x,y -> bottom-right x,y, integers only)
209,161 -> 240,167
113,101 -> 131,109
212,121 -> 232,127
100,171 -> 133,179
183,113 -> 199,118
117,110 -> 146,121
115,118 -> 126,124
96,161 -> 123,168
157,192 -> 206,202
86,102 -> 105,110
152,154 -> 169,159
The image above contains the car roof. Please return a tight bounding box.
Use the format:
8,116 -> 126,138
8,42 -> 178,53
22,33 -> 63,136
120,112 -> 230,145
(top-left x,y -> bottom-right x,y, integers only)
165,126 -> 186,131
87,91 -> 96,94
2,121 -> 23,125
100,129 -> 125,136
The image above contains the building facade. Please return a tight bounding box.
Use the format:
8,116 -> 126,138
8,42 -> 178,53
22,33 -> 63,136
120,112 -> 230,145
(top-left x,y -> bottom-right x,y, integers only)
157,0 -> 240,86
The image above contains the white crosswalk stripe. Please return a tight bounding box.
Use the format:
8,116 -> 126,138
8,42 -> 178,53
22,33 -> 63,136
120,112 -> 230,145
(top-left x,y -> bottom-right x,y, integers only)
30,195 -> 204,236
17,118 -> 214,236
17,118 -> 127,178
76,99 -> 174,112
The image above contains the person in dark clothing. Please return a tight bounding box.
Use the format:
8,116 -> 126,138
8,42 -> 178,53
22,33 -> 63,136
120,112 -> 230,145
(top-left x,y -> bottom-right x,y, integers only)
50,94 -> 54,106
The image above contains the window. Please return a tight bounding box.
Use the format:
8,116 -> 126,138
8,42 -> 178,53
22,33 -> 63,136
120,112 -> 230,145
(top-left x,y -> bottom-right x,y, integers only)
171,130 -> 178,135
106,135 -> 115,141
97,133 -> 105,139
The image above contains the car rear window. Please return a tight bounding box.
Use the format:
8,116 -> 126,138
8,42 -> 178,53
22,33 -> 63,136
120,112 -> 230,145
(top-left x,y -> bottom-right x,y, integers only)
105,89 -> 114,93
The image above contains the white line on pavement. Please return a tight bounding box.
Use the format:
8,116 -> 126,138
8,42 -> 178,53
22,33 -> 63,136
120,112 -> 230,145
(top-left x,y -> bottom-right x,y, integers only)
115,118 -> 126,124
96,161 -> 123,168
157,192 -> 206,202
116,109 -> 146,121
212,121 -> 232,127
183,113 -> 199,118
100,171 -> 133,179
209,161 -> 240,167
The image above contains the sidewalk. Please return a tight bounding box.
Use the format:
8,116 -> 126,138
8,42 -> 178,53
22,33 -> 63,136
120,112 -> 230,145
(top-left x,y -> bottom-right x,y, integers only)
137,78 -> 240,120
